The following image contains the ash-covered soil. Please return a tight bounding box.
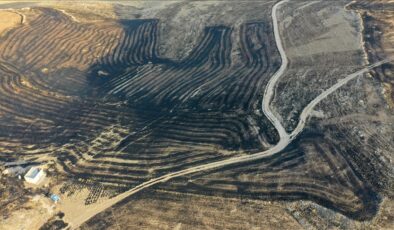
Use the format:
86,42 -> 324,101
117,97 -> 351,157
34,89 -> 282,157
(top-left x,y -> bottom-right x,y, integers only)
0,0 -> 393,229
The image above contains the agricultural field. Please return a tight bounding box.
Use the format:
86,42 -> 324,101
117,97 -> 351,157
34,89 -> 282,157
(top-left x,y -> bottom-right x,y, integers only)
0,0 -> 393,229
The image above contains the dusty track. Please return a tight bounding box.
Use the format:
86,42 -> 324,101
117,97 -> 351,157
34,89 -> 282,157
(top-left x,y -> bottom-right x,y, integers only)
262,0 -> 289,142
65,0 -> 393,227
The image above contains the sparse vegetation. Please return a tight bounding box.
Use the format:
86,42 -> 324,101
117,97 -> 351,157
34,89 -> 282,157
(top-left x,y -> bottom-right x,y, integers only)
0,0 -> 393,229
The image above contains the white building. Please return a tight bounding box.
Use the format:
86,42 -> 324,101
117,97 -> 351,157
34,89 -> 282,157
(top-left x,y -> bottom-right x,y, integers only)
24,166 -> 46,184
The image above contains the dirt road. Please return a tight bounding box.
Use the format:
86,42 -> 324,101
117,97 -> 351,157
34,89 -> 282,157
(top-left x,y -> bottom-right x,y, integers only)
64,0 -> 393,227
262,0 -> 290,142
290,57 -> 394,140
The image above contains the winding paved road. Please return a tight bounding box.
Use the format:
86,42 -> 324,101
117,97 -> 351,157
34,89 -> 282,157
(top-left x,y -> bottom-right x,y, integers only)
67,0 -> 394,227
263,0 -> 290,143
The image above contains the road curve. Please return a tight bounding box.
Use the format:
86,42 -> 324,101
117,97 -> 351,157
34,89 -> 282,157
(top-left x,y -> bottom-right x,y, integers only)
262,0 -> 290,142
73,59 -> 393,225
67,0 -> 394,227
67,1 -> 291,227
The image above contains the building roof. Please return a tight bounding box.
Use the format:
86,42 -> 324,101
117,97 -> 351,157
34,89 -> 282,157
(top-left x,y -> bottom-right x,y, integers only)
25,167 -> 41,179
24,166 -> 46,184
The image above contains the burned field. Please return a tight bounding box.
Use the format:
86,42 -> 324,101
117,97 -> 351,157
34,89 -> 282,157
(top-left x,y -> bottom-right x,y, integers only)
0,0 -> 393,229
348,0 -> 394,108
0,1 -> 280,204
80,189 -> 302,230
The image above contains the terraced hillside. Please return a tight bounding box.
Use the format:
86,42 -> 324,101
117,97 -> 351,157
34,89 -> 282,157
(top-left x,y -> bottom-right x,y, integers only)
1,1 -> 393,229
145,0 -> 393,222
0,6 -> 280,196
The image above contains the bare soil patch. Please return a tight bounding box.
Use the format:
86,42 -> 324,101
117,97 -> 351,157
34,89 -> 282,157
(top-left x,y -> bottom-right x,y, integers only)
0,11 -> 21,35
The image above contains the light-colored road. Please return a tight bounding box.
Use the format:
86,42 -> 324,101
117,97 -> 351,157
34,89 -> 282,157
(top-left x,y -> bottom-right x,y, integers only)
262,0 -> 290,142
66,0 -> 393,227
290,57 -> 394,140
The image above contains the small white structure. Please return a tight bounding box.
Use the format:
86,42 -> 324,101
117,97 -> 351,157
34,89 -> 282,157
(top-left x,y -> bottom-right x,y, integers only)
24,166 -> 46,184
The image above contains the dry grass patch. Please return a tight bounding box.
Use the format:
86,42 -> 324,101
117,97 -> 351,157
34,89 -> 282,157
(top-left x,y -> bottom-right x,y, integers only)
0,11 -> 21,35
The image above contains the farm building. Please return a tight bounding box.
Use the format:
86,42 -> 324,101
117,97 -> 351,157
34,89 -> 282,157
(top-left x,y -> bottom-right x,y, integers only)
24,166 -> 46,184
